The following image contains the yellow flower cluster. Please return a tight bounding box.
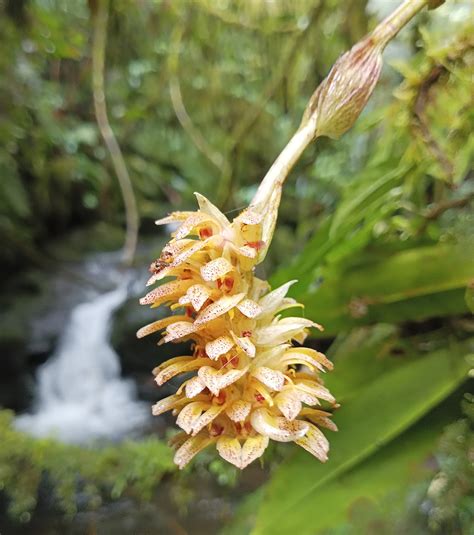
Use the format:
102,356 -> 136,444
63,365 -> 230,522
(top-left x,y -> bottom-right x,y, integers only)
138,193 -> 337,469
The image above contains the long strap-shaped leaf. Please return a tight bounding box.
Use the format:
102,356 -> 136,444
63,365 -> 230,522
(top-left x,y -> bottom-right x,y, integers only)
251,340 -> 472,535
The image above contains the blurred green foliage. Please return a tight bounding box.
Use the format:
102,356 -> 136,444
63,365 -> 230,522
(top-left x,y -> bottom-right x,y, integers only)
0,0 -> 473,532
0,410 -> 174,519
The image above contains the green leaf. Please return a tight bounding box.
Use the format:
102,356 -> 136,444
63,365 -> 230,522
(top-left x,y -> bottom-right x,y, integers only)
292,240 -> 474,336
251,340 -> 472,535
262,400 -> 454,534
465,282 -> 474,314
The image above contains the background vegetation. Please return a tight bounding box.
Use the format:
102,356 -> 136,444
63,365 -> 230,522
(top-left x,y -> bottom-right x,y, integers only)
0,0 -> 472,533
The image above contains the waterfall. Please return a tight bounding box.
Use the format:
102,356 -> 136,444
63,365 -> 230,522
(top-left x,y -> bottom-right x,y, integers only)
15,283 -> 149,444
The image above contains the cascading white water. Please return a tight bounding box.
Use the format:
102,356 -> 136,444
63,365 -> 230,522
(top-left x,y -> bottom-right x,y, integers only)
15,283 -> 149,444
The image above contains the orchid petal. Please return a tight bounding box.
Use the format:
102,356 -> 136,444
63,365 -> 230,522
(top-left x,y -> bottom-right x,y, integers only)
198,365 -> 249,396
295,423 -> 329,462
161,321 -> 198,343
151,394 -> 182,416
217,435 -> 269,469
179,284 -> 212,311
194,192 -> 229,228
205,336 -> 234,360
237,298 -> 262,318
184,376 -> 206,398
231,333 -> 256,358
194,293 -> 245,326
237,245 -> 257,258
275,390 -> 303,421
301,408 -> 338,432
139,280 -> 193,306
153,357 -> 209,385
225,400 -> 252,422
176,402 -> 208,434
234,210 -> 263,226
174,433 -> 214,469
251,366 -> 286,391
155,211 -> 195,225
284,347 -> 333,371
200,257 -> 233,282
258,280 -> 297,317
136,315 -> 188,338
174,213 -> 213,240
250,408 -> 309,442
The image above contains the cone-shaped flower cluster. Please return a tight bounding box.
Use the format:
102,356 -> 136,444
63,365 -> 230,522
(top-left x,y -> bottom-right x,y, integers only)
138,193 -> 337,469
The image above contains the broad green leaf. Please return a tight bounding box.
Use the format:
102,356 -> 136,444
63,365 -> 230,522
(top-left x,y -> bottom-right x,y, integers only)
252,340 -> 472,535
328,166 -> 407,240
324,324 -> 402,401
263,401 -> 454,534
465,282 -> 474,314
226,398 -> 454,535
290,241 -> 474,336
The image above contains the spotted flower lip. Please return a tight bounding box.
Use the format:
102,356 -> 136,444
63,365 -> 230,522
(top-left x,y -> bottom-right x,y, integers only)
138,192 -> 337,469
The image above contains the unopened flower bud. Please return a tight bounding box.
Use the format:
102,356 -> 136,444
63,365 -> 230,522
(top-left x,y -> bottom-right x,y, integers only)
302,36 -> 383,140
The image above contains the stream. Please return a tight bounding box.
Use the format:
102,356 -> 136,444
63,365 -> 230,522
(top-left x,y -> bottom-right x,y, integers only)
14,279 -> 149,443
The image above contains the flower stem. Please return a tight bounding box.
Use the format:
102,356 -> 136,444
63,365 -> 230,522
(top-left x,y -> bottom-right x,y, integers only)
92,0 -> 139,267
250,0 -> 435,208
371,0 -> 431,48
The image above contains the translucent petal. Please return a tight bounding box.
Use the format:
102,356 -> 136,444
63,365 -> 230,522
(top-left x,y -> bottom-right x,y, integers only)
155,211 -> 195,225
258,280 -> 297,317
136,315 -> 188,338
194,293 -> 245,326
184,376 -> 206,398
237,298 -> 262,318
216,437 -> 241,468
176,402 -> 208,434
205,336 -> 234,360
174,433 -> 214,470
234,209 -> 263,226
225,400 -> 252,422
174,213 -> 213,240
194,192 -> 229,228
275,390 -> 303,421
191,404 -> 224,435
217,435 -> 269,469
151,394 -> 182,416
279,316 -> 323,331
161,321 -> 198,343
146,265 -> 175,286
139,280 -> 193,306
301,408 -> 338,432
231,333 -> 256,358
153,357 -> 209,385
241,435 -> 269,468
295,423 -> 329,462
284,347 -> 333,371
296,381 -> 336,404
170,239 -> 209,268
200,257 -> 233,282
198,365 -> 249,396
251,366 -> 286,391
237,245 -> 257,258
179,284 -> 212,311
255,317 -> 321,346
250,408 -> 309,442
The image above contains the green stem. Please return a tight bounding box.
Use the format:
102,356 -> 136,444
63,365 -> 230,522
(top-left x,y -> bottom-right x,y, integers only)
250,0 -> 434,209
92,0 -> 139,267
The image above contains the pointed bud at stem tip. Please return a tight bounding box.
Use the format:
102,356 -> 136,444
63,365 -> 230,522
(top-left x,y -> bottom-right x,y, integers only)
251,0 -> 442,208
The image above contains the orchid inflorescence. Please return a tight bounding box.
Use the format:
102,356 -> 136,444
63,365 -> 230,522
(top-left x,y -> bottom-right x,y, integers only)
137,0 -> 441,469
138,193 -> 337,469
